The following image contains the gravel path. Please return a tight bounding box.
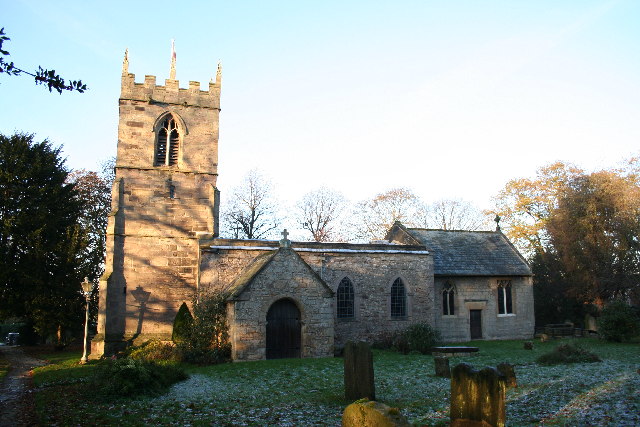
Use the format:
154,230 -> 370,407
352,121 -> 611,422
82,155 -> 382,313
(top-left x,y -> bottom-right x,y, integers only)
0,346 -> 47,427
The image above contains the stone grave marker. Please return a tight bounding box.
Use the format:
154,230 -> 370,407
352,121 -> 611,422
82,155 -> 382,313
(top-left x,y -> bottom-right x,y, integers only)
344,341 -> 375,401
342,400 -> 410,427
496,362 -> 517,388
434,356 -> 451,378
450,363 -> 506,427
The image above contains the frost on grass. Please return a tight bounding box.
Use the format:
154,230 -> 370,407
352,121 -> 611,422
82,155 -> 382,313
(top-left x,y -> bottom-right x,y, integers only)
59,340 -> 639,426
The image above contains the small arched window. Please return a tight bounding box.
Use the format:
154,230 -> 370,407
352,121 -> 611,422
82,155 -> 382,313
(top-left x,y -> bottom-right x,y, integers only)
497,280 -> 513,314
390,278 -> 407,318
336,277 -> 355,319
155,115 -> 180,166
442,282 -> 455,315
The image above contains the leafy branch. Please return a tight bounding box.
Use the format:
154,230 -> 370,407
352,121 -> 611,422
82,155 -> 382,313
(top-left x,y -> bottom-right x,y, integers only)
0,27 -> 87,94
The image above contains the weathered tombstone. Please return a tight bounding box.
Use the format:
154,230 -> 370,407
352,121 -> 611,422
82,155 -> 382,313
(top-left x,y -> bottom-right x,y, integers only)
434,356 -> 451,378
523,341 -> 533,350
496,362 -> 517,388
342,400 -> 410,427
344,341 -> 375,401
539,333 -> 548,342
450,363 -> 506,427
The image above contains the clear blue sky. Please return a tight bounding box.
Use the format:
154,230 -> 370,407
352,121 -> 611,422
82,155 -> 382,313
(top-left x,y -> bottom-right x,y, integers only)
2,0 -> 639,213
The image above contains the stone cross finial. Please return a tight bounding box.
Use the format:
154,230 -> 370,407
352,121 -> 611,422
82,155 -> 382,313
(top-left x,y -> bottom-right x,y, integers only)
122,48 -> 129,74
169,39 -> 177,80
216,60 -> 222,85
279,229 -> 291,248
494,215 -> 501,231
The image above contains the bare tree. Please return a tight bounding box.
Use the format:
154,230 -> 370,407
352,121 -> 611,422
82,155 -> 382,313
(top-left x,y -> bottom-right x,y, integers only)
222,169 -> 279,239
352,187 -> 426,241
427,198 -> 489,230
297,187 -> 347,242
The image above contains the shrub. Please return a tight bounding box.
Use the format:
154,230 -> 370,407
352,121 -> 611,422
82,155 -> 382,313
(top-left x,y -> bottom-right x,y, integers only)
172,302 -> 193,344
127,340 -> 183,363
393,323 -> 441,355
93,358 -> 188,397
177,292 -> 231,364
536,343 -> 601,366
598,300 -> 640,343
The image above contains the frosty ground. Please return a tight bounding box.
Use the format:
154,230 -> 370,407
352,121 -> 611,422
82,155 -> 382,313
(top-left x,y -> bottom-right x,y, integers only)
32,338 -> 639,426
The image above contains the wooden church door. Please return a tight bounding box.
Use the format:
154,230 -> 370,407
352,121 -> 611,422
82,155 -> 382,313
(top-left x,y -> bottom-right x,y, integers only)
266,299 -> 301,359
470,309 -> 482,339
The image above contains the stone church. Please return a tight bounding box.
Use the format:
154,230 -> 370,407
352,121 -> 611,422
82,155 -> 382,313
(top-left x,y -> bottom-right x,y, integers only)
91,53 -> 534,361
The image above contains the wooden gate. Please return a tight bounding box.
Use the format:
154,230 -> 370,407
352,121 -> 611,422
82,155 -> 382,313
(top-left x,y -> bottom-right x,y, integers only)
470,309 -> 482,339
266,299 -> 301,359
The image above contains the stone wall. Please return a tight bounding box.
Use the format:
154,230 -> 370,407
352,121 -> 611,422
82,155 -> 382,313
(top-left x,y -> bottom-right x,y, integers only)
200,239 -> 434,358
227,248 -> 334,360
435,276 -> 535,342
92,67 -> 221,357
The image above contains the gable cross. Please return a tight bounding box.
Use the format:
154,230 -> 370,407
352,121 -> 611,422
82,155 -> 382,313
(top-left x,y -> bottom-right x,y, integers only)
279,229 -> 291,248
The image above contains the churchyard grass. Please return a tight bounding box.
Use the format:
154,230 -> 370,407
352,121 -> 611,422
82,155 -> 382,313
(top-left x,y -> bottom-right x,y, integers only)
0,353 -> 9,381
30,338 -> 639,426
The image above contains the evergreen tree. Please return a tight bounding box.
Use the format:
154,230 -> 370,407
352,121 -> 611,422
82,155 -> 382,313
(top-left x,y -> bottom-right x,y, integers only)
0,133 -> 85,341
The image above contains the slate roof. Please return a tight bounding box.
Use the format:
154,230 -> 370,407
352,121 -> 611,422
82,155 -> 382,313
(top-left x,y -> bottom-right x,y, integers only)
406,229 -> 531,276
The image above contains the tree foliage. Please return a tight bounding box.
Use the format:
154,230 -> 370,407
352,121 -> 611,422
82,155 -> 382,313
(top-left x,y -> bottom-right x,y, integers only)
428,198 -> 489,231
296,187 -> 346,242
0,28 -> 87,94
353,187 -> 426,241
222,169 -> 280,239
0,133 -> 85,339
547,171 -> 640,302
597,300 -> 640,342
492,159 -> 640,319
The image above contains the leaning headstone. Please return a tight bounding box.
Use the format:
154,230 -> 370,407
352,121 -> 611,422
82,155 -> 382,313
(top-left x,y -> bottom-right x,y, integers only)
496,362 -> 517,388
523,341 -> 533,350
344,341 -> 375,401
434,356 -> 451,378
450,363 -> 506,427
342,400 -> 410,427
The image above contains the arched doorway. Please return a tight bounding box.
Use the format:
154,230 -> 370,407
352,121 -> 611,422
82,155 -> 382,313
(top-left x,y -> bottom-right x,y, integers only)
266,298 -> 301,359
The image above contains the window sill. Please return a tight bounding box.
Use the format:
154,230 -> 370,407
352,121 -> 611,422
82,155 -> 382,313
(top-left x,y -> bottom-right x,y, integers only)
441,314 -> 456,318
497,313 -> 516,317
390,317 -> 408,321
337,317 -> 356,322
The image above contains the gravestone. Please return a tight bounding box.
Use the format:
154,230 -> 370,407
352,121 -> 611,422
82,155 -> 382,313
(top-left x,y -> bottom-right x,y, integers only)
344,341 -> 375,401
539,333 -> 549,342
450,363 -> 506,427
434,356 -> 451,378
496,362 -> 517,388
523,341 -> 533,350
342,400 -> 410,427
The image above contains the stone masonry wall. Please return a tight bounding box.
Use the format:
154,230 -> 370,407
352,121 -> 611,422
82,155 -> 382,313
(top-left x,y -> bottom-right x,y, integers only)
200,240 -> 434,358
228,248 -> 334,361
92,68 -> 221,357
435,276 -> 535,342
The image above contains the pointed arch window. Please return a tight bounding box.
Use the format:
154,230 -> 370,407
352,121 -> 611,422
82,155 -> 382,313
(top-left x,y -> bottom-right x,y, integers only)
497,280 -> 513,314
155,115 -> 180,166
336,277 -> 355,319
442,281 -> 455,315
390,278 -> 407,318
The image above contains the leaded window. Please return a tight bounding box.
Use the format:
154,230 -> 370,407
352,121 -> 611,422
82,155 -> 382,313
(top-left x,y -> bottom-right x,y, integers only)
498,280 -> 513,314
336,277 -> 354,319
155,116 -> 180,166
442,282 -> 455,315
390,278 -> 407,318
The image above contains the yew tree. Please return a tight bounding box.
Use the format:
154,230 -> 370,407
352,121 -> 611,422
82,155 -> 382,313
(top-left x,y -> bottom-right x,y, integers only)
0,133 -> 86,339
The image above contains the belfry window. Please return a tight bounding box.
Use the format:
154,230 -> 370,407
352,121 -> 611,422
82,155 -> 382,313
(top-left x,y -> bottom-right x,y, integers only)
442,282 -> 455,315
497,280 -> 513,314
390,278 -> 407,318
336,277 -> 355,319
155,116 -> 180,166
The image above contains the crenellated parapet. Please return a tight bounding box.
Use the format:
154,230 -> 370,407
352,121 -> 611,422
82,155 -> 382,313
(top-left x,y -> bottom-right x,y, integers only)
120,49 -> 221,109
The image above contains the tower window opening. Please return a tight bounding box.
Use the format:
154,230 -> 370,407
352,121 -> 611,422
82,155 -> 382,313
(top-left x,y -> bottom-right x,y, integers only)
155,116 -> 180,166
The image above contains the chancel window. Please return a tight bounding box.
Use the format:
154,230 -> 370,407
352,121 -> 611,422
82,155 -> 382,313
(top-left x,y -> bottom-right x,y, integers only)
442,282 -> 455,315
336,277 -> 355,319
155,116 -> 180,166
390,278 -> 407,318
497,280 -> 513,314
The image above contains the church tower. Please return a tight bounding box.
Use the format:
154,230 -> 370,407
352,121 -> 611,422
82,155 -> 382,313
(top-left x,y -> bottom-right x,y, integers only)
92,48 -> 221,357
